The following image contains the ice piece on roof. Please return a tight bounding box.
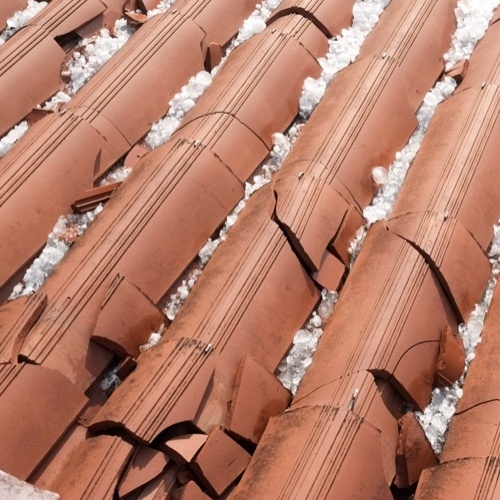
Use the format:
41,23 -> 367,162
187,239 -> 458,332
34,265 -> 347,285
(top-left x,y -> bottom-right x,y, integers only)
65,19 -> 135,95
0,0 -> 47,45
372,166 -> 389,185
0,121 -> 28,157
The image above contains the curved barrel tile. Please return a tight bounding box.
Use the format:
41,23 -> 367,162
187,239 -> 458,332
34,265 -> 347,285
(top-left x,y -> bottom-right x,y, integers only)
0,0 -> 127,136
0,363 -> 87,480
89,187 -> 319,440
415,282 -> 500,498
0,0 -> 258,299
272,0 -> 457,273
0,113 -> 102,294
388,77 -> 500,321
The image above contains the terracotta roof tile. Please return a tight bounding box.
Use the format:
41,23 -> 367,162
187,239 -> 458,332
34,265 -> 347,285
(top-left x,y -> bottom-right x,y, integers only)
0,0 -> 126,136
272,0 -> 457,270
0,363 -> 87,480
190,427 -> 250,496
49,434 -> 134,498
117,445 -> 170,497
415,281 -> 500,498
91,274 -> 167,358
225,354 -> 291,444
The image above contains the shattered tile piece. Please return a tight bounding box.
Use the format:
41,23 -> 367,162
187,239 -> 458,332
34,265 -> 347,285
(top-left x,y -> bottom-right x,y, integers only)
163,434 -> 208,464
226,355 -> 291,444
191,427 -> 251,496
118,445 -> 170,498
394,413 -> 438,488
91,275 -> 167,358
171,480 -> 211,500
71,182 -> 121,213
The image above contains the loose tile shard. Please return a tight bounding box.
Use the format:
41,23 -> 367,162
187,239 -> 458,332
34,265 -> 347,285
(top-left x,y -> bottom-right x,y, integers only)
394,413 -> 438,488
49,435 -> 133,499
190,427 -> 250,497
91,274 -> 167,359
117,445 -> 170,498
225,355 -> 291,444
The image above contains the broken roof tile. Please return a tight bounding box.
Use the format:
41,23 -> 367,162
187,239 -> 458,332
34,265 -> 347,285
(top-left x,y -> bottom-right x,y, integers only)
118,445 -> 170,498
91,274 -> 167,359
225,355 -> 291,445
49,434 -> 133,499
0,363 -> 87,480
163,434 -> 208,464
90,339 -> 217,443
190,427 -> 250,497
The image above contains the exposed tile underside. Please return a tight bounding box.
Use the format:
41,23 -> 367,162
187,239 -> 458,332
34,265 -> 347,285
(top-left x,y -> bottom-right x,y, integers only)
0,0 -> 499,498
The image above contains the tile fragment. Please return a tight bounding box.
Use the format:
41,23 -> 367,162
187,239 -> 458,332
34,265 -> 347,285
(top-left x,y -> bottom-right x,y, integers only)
71,182 -> 121,213
118,445 -> 170,497
394,413 -> 437,488
171,480 -> 211,500
163,434 -> 208,464
225,355 -> 291,444
91,275 -> 167,358
190,427 -> 250,497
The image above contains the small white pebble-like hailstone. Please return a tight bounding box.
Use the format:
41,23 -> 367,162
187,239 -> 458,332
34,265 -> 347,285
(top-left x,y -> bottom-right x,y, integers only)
371,166 -> 389,184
